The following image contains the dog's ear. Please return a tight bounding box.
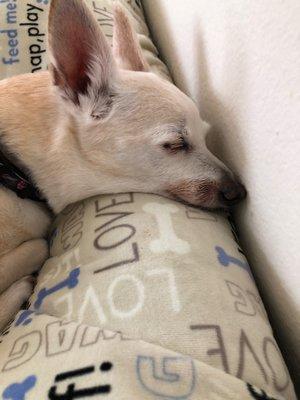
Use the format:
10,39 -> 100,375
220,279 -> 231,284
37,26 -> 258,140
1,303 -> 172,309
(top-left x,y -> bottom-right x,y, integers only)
48,0 -> 115,106
113,4 -> 150,72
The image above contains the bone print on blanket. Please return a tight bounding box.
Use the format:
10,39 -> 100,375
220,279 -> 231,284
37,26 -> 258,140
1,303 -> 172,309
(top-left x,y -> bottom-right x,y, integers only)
0,193 -> 296,399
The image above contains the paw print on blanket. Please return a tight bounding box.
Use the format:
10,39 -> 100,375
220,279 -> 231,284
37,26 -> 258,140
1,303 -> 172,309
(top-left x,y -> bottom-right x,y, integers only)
15,268 -> 80,327
3,375 -> 37,400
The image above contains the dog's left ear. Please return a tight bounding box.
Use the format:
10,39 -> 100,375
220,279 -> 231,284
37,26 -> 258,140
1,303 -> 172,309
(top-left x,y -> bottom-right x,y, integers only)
48,0 -> 115,109
113,4 -> 150,72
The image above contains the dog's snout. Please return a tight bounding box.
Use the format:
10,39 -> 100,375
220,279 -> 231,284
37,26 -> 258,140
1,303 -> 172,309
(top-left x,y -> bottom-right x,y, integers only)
219,177 -> 247,206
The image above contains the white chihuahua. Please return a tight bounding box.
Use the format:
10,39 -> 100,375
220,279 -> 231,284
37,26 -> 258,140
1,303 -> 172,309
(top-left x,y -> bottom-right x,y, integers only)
0,0 -> 245,330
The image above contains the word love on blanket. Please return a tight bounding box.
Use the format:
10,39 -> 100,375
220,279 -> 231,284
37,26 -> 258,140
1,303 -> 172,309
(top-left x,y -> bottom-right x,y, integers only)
0,193 -> 296,399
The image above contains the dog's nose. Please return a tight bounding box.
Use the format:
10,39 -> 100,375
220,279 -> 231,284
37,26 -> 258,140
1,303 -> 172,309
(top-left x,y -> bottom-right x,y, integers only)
219,177 -> 247,206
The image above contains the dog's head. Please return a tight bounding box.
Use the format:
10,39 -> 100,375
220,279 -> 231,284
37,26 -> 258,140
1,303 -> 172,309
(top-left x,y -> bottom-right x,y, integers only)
48,0 -> 246,209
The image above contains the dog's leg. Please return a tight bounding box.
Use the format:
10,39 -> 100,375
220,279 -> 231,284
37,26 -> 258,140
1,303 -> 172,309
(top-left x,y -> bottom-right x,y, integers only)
0,187 -> 51,256
0,276 -> 34,331
0,188 -> 52,330
0,239 -> 48,294
0,189 -> 51,286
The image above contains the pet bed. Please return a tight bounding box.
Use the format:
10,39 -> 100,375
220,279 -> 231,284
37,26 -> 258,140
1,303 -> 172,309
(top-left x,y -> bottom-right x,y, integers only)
0,1 -> 296,399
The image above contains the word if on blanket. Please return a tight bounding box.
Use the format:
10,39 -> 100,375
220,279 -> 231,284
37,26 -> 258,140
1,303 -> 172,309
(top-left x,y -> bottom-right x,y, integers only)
15,268 -> 80,326
49,362 -> 113,399
2,320 -> 291,395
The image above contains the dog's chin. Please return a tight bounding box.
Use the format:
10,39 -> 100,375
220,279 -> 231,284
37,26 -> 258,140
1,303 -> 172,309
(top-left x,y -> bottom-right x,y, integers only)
159,191 -> 226,212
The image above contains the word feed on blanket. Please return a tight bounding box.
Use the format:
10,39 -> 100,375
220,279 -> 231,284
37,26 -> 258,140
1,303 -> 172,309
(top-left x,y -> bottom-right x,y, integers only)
0,0 -> 19,66
0,1 -> 47,71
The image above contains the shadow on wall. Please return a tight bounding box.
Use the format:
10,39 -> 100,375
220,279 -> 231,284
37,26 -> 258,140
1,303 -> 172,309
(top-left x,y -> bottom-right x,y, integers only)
194,18 -> 299,395
237,223 -> 300,394
143,1 -> 299,394
193,24 -> 248,177
193,22 -> 299,394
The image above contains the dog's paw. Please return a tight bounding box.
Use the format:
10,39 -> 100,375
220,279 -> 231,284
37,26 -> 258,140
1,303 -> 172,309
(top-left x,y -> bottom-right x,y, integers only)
0,276 -> 36,331
28,238 -> 49,271
11,276 -> 35,305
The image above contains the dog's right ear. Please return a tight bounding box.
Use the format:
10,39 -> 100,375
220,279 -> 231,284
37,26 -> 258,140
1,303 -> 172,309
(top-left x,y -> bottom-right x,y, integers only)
113,4 -> 150,72
48,0 -> 115,107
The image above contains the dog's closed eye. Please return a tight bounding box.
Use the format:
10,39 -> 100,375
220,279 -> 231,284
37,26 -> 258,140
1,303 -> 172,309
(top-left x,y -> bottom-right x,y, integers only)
162,135 -> 191,154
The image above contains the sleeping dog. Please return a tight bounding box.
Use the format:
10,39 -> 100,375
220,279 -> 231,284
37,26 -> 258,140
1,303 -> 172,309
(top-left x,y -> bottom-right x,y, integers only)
0,0 -> 246,330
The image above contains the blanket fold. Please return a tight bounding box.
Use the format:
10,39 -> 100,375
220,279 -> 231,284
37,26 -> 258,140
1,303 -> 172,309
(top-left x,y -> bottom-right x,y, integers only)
0,193 -> 296,399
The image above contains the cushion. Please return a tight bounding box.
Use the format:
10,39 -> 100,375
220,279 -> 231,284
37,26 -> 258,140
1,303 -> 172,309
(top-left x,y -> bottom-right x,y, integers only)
0,193 -> 297,399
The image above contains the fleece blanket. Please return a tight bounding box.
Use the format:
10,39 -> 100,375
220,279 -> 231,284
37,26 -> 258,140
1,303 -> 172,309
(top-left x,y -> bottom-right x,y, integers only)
0,193 -> 296,399
0,1 -> 296,399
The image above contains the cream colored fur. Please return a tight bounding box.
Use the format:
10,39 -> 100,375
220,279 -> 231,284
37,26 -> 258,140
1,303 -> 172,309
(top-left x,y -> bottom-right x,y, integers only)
0,0 -> 245,331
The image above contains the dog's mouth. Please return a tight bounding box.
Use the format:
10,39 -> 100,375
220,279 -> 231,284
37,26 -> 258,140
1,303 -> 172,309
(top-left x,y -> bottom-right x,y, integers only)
164,192 -> 225,212
165,179 -> 247,210
162,193 -> 221,212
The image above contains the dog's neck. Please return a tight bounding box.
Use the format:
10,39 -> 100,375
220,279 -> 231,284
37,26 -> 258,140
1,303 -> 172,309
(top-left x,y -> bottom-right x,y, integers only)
0,72 -> 128,213
0,141 -> 44,202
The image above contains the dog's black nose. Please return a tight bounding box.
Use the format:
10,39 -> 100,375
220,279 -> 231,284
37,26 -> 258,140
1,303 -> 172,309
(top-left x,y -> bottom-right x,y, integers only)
219,178 -> 247,206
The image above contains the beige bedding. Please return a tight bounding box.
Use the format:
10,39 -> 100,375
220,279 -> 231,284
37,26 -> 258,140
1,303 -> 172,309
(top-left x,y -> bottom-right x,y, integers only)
0,1 -> 296,399
0,193 -> 296,399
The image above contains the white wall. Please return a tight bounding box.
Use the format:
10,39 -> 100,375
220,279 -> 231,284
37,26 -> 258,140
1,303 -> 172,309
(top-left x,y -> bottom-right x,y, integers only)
143,0 -> 300,389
